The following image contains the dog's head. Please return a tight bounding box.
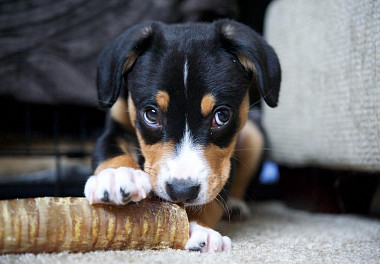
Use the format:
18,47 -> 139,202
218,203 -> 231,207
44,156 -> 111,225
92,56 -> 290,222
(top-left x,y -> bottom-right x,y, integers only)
97,20 -> 280,205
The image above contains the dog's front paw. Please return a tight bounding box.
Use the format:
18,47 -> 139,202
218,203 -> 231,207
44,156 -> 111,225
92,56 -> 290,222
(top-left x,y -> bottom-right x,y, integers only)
185,221 -> 232,253
225,197 -> 251,221
84,167 -> 152,205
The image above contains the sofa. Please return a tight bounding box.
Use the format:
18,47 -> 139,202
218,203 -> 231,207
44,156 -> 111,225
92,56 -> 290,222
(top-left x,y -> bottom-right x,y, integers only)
263,0 -> 380,172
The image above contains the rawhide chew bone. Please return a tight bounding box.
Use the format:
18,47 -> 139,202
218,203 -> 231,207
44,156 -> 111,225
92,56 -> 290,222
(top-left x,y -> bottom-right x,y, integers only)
0,197 -> 189,254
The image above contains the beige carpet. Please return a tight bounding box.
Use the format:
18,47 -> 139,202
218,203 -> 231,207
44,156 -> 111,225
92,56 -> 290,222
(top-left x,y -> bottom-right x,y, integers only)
1,201 -> 379,263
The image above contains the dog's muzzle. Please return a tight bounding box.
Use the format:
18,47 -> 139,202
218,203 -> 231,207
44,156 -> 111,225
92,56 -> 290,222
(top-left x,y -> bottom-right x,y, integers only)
165,178 -> 200,203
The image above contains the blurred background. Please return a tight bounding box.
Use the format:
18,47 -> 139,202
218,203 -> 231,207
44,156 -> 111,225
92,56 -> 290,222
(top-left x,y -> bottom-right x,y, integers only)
1,0 -> 379,218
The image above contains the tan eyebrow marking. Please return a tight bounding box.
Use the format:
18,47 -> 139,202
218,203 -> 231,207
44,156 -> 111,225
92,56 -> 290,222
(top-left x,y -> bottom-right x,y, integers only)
200,93 -> 215,117
155,91 -> 170,112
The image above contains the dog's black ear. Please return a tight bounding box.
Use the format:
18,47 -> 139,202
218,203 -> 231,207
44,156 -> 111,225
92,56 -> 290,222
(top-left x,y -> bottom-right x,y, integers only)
97,21 -> 159,109
215,20 -> 281,107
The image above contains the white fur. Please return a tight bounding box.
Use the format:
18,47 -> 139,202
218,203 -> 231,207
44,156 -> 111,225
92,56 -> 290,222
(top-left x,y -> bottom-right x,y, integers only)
185,221 -> 232,253
84,167 -> 151,205
155,126 -> 210,205
183,58 -> 188,90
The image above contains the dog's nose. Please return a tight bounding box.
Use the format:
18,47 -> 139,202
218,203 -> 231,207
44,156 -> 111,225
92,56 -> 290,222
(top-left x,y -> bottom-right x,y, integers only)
166,179 -> 200,203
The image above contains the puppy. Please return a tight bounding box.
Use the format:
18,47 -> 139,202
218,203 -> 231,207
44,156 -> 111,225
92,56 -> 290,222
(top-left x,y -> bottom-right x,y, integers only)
84,19 -> 281,253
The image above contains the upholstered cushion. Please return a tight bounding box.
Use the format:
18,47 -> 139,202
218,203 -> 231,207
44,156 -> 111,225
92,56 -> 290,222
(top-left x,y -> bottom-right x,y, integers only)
263,0 -> 380,171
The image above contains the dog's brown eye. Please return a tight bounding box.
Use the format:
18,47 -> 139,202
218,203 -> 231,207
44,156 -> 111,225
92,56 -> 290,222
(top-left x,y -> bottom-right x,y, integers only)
144,108 -> 159,125
212,108 -> 231,127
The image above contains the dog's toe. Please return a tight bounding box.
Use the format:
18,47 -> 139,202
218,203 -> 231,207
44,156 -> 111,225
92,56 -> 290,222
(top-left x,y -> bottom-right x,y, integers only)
84,167 -> 152,205
185,221 -> 232,253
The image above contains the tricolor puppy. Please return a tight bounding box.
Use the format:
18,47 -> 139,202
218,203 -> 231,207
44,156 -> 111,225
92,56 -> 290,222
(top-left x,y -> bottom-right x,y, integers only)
85,19 -> 280,253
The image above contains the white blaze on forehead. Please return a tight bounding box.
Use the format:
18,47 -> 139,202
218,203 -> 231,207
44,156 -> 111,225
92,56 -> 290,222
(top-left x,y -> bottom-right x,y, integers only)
183,58 -> 188,90
155,124 -> 210,205
173,127 -> 205,179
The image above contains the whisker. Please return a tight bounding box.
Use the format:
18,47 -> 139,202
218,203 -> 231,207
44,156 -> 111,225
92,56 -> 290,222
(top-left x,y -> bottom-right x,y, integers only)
129,147 -> 143,151
97,99 -> 111,104
143,167 -> 158,175
234,147 -> 271,151
247,109 -> 266,113
216,194 -> 230,219
188,205 -> 202,216
231,155 -> 250,170
130,153 -> 145,156
248,86 -> 275,108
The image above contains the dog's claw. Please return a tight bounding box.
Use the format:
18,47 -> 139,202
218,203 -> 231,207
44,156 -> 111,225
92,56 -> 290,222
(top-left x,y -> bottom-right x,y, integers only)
199,241 -> 206,247
120,188 -> 131,204
100,190 -> 111,203
189,247 -> 202,252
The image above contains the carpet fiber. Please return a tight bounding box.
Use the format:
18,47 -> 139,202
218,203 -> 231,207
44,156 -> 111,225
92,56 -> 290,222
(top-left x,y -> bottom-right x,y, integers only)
1,201 -> 379,263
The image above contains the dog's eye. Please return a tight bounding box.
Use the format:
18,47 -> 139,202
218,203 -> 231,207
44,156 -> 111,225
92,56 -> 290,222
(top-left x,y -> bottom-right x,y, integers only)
144,108 -> 159,125
212,107 -> 231,127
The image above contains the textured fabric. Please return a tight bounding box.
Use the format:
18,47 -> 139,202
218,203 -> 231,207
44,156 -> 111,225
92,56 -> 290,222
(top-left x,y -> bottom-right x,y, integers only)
263,0 -> 380,171
1,201 -> 379,263
0,0 -> 237,105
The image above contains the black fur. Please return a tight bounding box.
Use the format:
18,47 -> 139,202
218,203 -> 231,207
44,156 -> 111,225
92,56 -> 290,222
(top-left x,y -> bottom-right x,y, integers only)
93,19 -> 281,199
96,20 -> 280,148
92,115 -> 139,170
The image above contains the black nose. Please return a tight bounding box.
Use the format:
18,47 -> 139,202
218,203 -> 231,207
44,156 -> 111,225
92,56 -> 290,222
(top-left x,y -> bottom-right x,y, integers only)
166,179 -> 200,203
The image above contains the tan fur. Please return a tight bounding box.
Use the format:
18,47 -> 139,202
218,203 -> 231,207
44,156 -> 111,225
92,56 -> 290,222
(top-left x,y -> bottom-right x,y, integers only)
238,92 -> 249,131
200,92 -> 250,202
98,93 -> 139,175
230,120 -> 264,199
236,53 -> 257,75
123,52 -> 139,74
111,49 -> 140,132
127,94 -> 137,127
136,131 -> 174,191
95,106 -> 140,174
155,91 -> 170,112
117,137 -> 139,163
203,135 -> 238,203
229,90 -> 263,198
94,155 -> 140,175
110,98 -> 135,133
186,200 -> 224,229
200,94 -> 215,117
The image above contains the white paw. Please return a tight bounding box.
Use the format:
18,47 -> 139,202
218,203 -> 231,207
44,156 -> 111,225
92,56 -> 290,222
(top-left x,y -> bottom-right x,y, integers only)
185,221 -> 232,253
84,167 -> 152,205
226,197 -> 251,220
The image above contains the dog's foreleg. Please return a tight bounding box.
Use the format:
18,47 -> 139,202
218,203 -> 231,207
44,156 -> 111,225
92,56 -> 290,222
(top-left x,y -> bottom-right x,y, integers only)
228,120 -> 264,219
85,108 -> 152,205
